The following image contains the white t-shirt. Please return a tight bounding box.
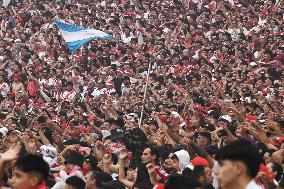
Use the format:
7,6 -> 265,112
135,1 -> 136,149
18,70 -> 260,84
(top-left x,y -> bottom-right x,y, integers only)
121,32 -> 135,44
0,82 -> 10,98
245,180 -> 263,189
212,161 -> 219,189
62,90 -> 76,102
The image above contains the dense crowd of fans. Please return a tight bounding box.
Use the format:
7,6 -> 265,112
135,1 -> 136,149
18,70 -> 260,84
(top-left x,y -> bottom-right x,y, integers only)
0,0 -> 283,188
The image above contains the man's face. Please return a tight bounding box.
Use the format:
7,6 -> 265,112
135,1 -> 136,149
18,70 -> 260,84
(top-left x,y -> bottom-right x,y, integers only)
149,124 -> 157,132
85,173 -> 97,189
172,158 -> 180,172
126,168 -> 137,181
0,7 -> 5,14
254,108 -> 262,115
197,135 -> 208,147
216,160 -> 238,189
102,122 -> 111,130
10,168 -> 39,189
141,148 -> 155,164
110,123 -> 119,130
163,154 -> 175,172
42,70 -> 48,76
204,167 -> 214,184
218,120 -> 227,127
207,116 -> 215,124
266,163 -> 274,175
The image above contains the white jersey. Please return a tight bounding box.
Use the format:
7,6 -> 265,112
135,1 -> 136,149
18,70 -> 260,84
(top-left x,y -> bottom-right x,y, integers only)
0,82 -> 10,98
62,90 -> 76,102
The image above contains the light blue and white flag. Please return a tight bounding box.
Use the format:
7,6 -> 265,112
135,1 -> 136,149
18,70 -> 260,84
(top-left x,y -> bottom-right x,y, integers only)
55,21 -> 112,53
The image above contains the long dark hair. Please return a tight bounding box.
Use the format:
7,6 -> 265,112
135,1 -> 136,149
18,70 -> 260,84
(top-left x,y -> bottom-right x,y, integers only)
133,163 -> 153,189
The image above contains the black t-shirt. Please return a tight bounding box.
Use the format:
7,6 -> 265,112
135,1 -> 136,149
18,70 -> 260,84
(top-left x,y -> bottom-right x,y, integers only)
202,183 -> 215,189
112,76 -> 123,96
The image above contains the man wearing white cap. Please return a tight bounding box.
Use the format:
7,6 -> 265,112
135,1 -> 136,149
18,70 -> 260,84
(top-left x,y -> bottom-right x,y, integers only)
218,115 -> 237,142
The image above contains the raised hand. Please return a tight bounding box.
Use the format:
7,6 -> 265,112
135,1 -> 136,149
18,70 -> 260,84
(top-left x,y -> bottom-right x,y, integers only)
0,143 -> 21,163
102,153 -> 112,165
180,137 -> 190,145
146,163 -> 159,176
160,124 -> 168,133
27,138 -> 36,150
95,141 -> 105,151
119,148 -> 128,161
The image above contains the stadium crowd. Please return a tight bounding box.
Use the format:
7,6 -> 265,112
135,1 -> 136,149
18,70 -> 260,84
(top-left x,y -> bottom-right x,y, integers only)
0,0 -> 283,188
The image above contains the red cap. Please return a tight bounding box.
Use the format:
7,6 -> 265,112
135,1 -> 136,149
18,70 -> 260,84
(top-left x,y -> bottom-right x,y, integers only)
191,156 -> 209,167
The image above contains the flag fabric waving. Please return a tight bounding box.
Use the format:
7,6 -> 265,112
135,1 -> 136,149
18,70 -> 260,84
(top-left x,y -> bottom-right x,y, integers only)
55,21 -> 112,53
3,0 -> 12,7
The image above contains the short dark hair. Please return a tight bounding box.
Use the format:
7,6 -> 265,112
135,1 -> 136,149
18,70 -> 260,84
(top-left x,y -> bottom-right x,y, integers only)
90,171 -> 113,188
66,176 -> 85,189
271,162 -> 283,181
147,146 -> 160,164
101,180 -> 125,189
171,153 -> 178,161
134,164 -> 153,189
15,154 -> 50,182
165,174 -> 202,189
64,151 -> 85,168
182,167 -> 194,177
192,165 -> 206,181
198,132 -> 212,143
215,140 -> 261,178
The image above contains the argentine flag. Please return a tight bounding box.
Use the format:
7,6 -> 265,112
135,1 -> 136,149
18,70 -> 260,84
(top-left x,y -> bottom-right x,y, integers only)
56,21 -> 113,53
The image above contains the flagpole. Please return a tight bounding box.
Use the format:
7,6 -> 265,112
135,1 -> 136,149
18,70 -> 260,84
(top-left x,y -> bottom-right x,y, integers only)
139,62 -> 152,128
